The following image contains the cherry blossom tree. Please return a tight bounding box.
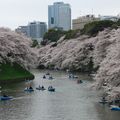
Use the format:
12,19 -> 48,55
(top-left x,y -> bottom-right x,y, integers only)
0,28 -> 38,69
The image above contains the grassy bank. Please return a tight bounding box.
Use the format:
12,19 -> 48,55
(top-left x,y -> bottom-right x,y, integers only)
0,62 -> 34,83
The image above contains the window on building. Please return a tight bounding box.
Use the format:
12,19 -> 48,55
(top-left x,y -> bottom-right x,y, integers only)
51,17 -> 54,24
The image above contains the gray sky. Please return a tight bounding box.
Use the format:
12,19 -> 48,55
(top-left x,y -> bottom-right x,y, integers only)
0,0 -> 120,29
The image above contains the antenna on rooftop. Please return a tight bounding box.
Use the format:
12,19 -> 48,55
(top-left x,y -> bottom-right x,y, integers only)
79,10 -> 82,16
92,8 -> 93,15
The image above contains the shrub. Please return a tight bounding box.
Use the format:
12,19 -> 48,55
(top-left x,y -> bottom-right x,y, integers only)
31,39 -> 38,47
81,20 -> 115,36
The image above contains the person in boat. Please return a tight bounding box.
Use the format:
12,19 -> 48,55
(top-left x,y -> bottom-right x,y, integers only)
69,74 -> 71,78
48,86 -> 52,89
77,80 -> 83,84
69,74 -> 74,78
102,96 -> 106,101
118,104 -> 120,107
3,94 -> 8,97
43,75 -> 46,79
41,86 -> 44,89
29,86 -> 33,90
80,80 -> 83,83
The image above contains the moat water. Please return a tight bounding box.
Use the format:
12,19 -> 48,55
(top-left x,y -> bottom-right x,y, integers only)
0,70 -> 119,120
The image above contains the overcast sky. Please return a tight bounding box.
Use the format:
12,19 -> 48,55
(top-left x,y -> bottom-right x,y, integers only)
0,0 -> 120,29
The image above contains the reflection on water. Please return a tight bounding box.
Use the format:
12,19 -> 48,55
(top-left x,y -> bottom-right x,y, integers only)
0,70 -> 119,120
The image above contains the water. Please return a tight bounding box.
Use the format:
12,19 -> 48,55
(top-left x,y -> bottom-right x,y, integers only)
0,70 -> 119,120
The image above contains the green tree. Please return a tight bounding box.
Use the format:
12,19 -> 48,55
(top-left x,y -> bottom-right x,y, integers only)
64,30 -> 79,39
43,29 -> 65,42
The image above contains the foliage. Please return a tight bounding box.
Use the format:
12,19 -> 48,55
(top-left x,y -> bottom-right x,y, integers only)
31,39 -> 39,47
44,20 -> 120,44
0,62 -> 34,82
43,29 -> 65,42
64,30 -> 79,39
81,20 -> 115,36
111,24 -> 118,29
40,40 -> 48,46
116,19 -> 120,26
47,63 -> 55,69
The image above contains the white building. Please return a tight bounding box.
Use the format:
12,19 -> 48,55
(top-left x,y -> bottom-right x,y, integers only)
72,15 -> 99,30
48,2 -> 71,31
99,15 -> 119,21
15,26 -> 28,36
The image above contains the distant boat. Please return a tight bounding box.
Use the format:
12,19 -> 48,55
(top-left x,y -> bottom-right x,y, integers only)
48,86 -> 55,92
99,97 -> 108,104
0,96 -> 13,101
99,100 -> 108,104
110,105 -> 120,111
73,76 -> 78,78
36,86 -> 46,91
46,72 -> 50,75
69,74 -> 78,79
49,76 -> 53,80
24,87 -> 34,92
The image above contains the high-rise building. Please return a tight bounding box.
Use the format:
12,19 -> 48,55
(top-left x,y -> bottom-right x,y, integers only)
48,2 -> 71,31
15,21 -> 47,41
28,22 -> 47,40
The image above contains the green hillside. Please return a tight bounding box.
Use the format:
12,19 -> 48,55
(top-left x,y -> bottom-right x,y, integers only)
0,62 -> 34,83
